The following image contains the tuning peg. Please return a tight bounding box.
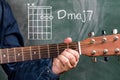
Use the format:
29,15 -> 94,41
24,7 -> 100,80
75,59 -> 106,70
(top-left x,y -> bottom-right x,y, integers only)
101,31 -> 107,43
113,36 -> 119,41
88,32 -> 95,37
113,29 -> 118,34
115,48 -> 120,54
103,48 -> 109,62
88,32 -> 95,44
112,29 -> 119,41
104,57 -> 109,62
90,39 -> 95,44
91,57 -> 97,62
31,3 -> 35,6
103,49 -> 108,54
27,3 -> 30,6
102,37 -> 107,43
91,50 -> 96,55
102,30 -> 107,35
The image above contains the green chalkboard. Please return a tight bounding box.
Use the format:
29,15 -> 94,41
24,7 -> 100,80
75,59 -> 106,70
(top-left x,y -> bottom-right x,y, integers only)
3,0 -> 120,80
0,66 -> 7,80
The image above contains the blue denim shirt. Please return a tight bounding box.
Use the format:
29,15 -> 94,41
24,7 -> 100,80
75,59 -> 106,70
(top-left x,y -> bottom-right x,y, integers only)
0,0 -> 59,80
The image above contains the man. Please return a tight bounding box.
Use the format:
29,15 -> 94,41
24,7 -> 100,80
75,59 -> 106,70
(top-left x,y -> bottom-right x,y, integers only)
0,0 -> 79,80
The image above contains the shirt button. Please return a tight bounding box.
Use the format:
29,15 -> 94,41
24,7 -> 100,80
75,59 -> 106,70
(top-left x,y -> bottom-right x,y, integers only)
47,70 -> 50,73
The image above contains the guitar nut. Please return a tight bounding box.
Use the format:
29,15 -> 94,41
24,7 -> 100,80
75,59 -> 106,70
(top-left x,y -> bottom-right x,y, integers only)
91,50 -> 96,55
115,48 -> 120,53
103,49 -> 108,54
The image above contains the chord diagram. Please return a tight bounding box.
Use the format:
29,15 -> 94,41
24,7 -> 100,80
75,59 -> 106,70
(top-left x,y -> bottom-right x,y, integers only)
28,6 -> 53,40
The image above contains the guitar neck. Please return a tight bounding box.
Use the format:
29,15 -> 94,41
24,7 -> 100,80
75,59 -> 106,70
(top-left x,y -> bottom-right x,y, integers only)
0,42 -> 79,64
1,33 -> 119,64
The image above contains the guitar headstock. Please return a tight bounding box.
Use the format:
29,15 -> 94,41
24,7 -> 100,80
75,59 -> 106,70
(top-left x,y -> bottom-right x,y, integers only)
81,32 -> 120,58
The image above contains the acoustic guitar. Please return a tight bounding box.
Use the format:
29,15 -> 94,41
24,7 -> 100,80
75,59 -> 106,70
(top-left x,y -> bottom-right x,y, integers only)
0,33 -> 119,64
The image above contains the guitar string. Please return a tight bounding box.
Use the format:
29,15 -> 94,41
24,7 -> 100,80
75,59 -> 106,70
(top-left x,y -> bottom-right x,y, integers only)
0,45 -> 78,56
1,42 -> 78,50
0,42 -> 79,60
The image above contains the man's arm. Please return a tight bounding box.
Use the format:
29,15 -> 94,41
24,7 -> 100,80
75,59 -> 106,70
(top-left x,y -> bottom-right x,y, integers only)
1,1 -> 59,80
1,0 -> 79,80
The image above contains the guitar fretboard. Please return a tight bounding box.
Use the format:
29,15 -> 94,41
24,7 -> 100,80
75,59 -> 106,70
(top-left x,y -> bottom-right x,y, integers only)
0,42 -> 78,64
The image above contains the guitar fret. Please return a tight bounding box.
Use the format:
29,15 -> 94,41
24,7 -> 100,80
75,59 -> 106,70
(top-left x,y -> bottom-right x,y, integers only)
38,46 -> 41,59
30,46 -> 32,60
57,44 -> 59,55
14,48 -> 17,62
47,44 -> 50,58
7,48 -> 9,63
67,43 -> 69,48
